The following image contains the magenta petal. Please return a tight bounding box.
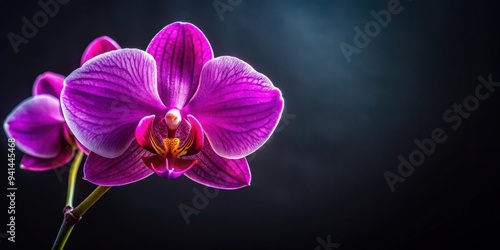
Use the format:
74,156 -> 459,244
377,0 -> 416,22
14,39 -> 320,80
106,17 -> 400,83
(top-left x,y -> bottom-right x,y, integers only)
20,143 -> 74,171
62,49 -> 166,158
184,140 -> 251,190
187,56 -> 284,159
146,22 -> 213,108
4,95 -> 65,158
80,36 -> 121,65
142,155 -> 197,179
84,141 -> 154,186
32,72 -> 65,98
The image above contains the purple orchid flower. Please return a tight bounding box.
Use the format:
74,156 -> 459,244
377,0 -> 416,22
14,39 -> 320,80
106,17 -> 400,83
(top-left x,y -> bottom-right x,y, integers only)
3,36 -> 120,171
61,22 -> 284,189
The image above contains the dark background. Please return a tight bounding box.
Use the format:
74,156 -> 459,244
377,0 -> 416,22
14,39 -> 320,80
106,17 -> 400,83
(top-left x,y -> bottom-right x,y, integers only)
1,0 -> 500,249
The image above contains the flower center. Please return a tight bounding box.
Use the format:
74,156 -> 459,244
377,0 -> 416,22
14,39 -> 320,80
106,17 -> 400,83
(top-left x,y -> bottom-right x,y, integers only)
136,114 -> 203,159
135,114 -> 204,179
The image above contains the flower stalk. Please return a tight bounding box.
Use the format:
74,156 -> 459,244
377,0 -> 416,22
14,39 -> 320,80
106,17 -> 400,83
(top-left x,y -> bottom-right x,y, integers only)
65,150 -> 84,207
52,185 -> 111,250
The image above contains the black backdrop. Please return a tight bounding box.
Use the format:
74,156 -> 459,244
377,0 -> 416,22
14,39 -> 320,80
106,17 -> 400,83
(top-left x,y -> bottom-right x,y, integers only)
1,0 -> 500,249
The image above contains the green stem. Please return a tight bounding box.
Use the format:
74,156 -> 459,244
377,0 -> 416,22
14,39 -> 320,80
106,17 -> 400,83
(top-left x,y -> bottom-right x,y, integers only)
51,186 -> 111,250
52,218 -> 76,250
66,150 -> 84,207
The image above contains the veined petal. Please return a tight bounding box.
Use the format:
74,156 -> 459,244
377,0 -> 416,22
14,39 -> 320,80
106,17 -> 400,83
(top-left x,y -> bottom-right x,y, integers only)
186,56 -> 284,159
32,72 -> 65,98
80,36 -> 121,65
84,141 -> 154,186
20,143 -> 74,171
62,49 -> 166,158
184,139 -> 251,190
4,95 -> 65,158
146,22 -> 213,109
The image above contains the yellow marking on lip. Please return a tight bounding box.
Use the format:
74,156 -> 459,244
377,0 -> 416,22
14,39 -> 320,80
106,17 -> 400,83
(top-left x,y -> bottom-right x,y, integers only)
163,137 -> 180,154
150,132 -> 195,158
175,132 -> 194,157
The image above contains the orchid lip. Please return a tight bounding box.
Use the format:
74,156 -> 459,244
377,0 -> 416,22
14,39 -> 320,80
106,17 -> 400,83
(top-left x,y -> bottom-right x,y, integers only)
142,155 -> 198,179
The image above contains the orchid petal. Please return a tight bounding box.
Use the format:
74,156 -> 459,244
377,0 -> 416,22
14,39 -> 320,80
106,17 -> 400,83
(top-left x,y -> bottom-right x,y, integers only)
187,56 -> 284,158
4,95 -> 65,158
80,36 -> 121,65
62,49 -> 166,158
184,139 -> 251,189
20,143 -> 74,171
84,141 -> 154,186
146,22 -> 213,108
32,72 -> 65,98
